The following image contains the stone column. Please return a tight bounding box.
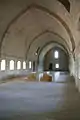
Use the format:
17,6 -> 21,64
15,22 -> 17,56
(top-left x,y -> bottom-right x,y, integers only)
74,58 -> 79,88
21,60 -> 23,70
0,59 -> 1,71
26,61 -> 28,70
6,59 -> 9,71
69,53 -> 75,76
14,60 -> 17,70
77,56 -> 80,92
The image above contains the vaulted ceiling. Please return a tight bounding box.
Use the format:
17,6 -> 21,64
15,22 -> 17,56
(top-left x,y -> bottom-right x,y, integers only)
0,0 -> 80,59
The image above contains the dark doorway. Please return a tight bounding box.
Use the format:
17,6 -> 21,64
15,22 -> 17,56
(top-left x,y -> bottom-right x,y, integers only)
49,63 -> 53,71
33,61 -> 35,71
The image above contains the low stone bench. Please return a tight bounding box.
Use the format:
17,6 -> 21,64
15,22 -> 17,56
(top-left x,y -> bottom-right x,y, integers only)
40,73 -> 52,82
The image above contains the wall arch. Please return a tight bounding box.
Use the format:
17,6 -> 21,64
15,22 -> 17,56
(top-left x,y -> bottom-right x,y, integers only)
26,30 -> 71,60
38,42 -> 69,71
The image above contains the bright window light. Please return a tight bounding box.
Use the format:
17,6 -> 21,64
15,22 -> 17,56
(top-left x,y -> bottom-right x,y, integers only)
55,63 -> 59,68
10,60 -> 14,70
29,61 -> 31,69
47,71 -> 50,74
23,61 -> 26,69
54,51 -> 59,59
1,60 -> 6,71
17,61 -> 21,70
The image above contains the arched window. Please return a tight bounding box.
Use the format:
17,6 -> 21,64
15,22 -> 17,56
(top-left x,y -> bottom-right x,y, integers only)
10,60 -> 14,70
17,61 -> 21,70
54,51 -> 59,59
29,61 -> 32,69
55,63 -> 59,69
23,61 -> 26,69
1,60 -> 6,71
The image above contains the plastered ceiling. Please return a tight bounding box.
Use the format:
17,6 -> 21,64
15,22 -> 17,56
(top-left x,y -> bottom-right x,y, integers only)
0,0 -> 80,59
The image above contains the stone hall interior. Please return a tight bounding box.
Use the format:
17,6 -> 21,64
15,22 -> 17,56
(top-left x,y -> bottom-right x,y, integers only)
0,0 -> 80,119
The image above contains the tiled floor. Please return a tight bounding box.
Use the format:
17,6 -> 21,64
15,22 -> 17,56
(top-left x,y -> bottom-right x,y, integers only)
0,73 -> 80,120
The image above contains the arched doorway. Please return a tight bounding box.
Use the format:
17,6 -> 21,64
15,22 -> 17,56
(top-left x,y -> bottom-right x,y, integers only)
43,46 -> 69,72
38,43 -> 70,72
